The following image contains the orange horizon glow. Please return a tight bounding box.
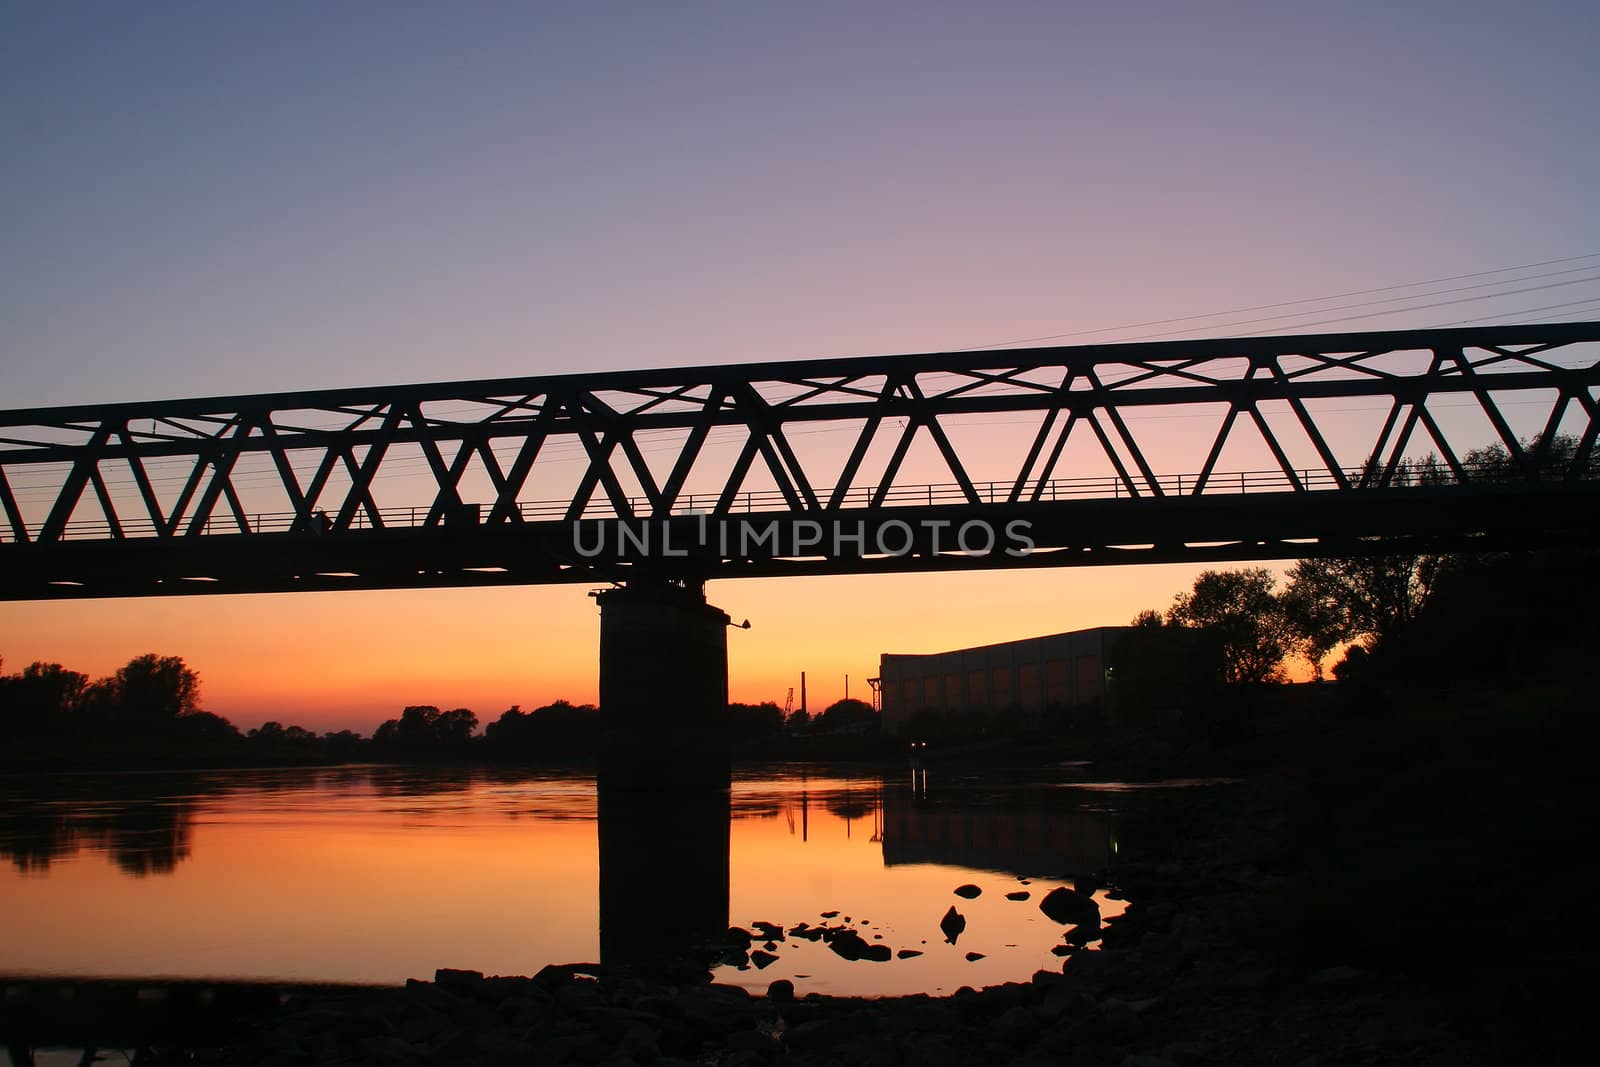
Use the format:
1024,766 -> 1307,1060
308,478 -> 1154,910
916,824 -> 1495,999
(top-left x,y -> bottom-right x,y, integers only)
0,559 -> 1313,735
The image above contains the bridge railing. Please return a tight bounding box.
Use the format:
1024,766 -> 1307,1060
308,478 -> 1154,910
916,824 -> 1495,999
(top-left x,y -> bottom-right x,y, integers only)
5,321 -> 1598,555
38,457 -> 1595,542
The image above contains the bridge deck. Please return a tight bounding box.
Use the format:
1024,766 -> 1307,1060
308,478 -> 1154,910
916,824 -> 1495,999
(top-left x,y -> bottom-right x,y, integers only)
2,322 -> 1596,598
4,481 -> 1593,599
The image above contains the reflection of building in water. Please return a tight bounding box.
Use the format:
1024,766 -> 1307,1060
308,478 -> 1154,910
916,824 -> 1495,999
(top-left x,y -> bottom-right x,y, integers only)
875,626 -> 1131,732
881,786 -> 1111,878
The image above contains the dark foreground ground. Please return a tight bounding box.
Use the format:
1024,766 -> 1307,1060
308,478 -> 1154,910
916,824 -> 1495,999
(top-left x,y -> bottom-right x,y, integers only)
5,676 -> 1582,1066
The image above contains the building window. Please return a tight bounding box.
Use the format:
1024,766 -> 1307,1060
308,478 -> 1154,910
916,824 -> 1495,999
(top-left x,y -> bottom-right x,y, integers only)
1045,659 -> 1069,706
990,666 -> 1012,708
1018,662 -> 1040,711
1075,654 -> 1101,701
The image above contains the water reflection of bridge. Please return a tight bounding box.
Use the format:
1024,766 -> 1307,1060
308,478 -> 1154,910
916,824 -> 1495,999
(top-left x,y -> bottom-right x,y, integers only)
880,783 -> 1112,878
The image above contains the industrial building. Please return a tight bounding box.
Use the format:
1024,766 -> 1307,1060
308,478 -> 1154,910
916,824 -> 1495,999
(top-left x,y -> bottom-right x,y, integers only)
874,626 -> 1131,732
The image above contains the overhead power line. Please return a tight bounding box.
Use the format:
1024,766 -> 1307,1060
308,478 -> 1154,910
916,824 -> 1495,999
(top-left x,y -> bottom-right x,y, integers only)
1102,274 -> 1600,342
960,250 -> 1600,350
1432,296 -> 1600,328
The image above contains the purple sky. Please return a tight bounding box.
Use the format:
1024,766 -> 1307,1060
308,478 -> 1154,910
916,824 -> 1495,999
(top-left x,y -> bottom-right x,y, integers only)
4,2 -> 1597,409
1,2 -> 1597,728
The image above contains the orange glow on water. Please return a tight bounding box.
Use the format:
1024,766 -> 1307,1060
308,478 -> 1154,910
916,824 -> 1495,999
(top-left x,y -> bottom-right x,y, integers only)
0,768 -> 1130,996
0,773 -> 600,982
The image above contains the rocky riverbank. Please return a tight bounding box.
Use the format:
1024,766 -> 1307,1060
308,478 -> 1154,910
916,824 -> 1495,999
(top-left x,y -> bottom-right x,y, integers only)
209,946 -> 1475,1067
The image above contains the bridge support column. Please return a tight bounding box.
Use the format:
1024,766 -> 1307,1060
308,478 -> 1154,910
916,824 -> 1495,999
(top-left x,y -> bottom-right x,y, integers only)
595,581 -> 731,791
595,580 -> 730,976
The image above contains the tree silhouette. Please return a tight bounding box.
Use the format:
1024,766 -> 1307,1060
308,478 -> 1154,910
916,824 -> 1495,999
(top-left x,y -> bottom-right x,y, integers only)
1464,431 -> 1583,481
179,710 -> 242,743
483,701 -> 597,758
395,705 -> 443,745
1131,608 -> 1164,629
1280,574 -> 1351,681
322,729 -> 365,760
1280,433 -> 1585,676
1166,568 -> 1292,684
1284,554 -> 1445,663
436,707 -> 478,747
373,704 -> 480,756
82,654 -> 202,733
814,698 -> 878,733
728,701 -> 784,743
0,661 -> 89,738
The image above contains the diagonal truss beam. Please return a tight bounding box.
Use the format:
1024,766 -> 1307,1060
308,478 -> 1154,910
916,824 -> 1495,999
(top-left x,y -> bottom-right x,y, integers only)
0,321 -> 1592,560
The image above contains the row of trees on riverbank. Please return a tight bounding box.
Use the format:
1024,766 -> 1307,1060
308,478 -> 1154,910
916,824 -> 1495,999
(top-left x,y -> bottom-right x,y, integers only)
0,653 -> 882,766
363,696 -> 880,759
0,653 -> 214,739
0,652 -> 363,765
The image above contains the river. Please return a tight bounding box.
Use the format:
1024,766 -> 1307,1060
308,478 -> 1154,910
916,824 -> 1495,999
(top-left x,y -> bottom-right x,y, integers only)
0,763 -> 1225,998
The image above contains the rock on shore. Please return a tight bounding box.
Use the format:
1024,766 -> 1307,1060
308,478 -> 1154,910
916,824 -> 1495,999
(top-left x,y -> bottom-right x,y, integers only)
200,784 -> 1490,1066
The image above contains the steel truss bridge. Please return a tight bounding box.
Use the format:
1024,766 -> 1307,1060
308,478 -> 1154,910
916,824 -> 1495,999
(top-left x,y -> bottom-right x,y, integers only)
1,322 -> 1597,600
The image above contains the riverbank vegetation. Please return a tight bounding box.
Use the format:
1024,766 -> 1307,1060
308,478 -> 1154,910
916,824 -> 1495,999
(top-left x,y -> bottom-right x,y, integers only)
0,653 -> 273,769
0,657 -> 893,768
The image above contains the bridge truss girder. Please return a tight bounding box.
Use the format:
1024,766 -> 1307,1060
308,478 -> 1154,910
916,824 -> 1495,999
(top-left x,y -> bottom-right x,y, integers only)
0,321 -> 1597,600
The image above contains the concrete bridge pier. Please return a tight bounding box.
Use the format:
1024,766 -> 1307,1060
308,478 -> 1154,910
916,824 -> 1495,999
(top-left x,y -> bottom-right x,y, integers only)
595,580 -> 731,792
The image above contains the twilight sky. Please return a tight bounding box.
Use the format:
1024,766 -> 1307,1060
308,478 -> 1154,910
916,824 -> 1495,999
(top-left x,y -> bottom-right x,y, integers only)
3,2 -> 1598,731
